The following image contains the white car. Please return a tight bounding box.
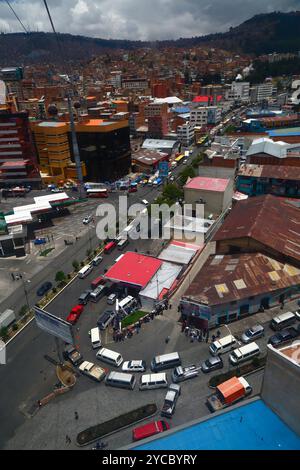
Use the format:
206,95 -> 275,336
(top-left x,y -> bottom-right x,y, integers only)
122,360 -> 146,372
83,215 -> 92,225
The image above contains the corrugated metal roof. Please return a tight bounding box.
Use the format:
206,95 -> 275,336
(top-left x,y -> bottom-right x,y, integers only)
183,252 -> 300,306
238,164 -> 300,181
213,194 -> 300,264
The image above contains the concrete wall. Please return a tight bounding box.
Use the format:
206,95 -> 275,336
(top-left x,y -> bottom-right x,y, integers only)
262,344 -> 300,436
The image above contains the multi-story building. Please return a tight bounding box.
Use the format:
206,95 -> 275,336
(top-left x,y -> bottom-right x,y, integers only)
250,82 -> 275,103
230,81 -> 250,102
190,106 -> 222,127
32,118 -> 131,183
70,119 -> 131,182
148,115 -> 169,139
110,71 -> 122,88
144,102 -> 169,118
177,122 -> 195,147
122,78 -> 150,90
0,109 -> 41,188
31,121 -> 86,184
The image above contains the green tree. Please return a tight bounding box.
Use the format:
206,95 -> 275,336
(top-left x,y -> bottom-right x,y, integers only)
179,166 -> 196,186
0,326 -> 9,341
18,305 -> 29,318
72,260 -> 79,271
55,271 -> 66,284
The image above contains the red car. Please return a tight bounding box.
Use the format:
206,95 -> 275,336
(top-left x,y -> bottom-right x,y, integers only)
91,276 -> 106,290
132,420 -> 170,442
67,305 -> 84,324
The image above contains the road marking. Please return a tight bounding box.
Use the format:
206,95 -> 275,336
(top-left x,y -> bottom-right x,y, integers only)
26,259 -> 31,264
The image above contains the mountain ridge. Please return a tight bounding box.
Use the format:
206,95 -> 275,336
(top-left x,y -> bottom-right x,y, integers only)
0,11 -> 300,65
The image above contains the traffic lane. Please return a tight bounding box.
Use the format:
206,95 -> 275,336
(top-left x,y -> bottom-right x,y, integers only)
0,321 -> 58,449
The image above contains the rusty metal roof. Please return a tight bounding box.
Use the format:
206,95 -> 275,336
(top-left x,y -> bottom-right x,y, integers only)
182,252 -> 300,306
238,164 -> 300,181
213,195 -> 300,264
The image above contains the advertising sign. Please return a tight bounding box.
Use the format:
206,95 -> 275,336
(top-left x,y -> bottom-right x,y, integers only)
34,307 -> 74,345
158,161 -> 169,178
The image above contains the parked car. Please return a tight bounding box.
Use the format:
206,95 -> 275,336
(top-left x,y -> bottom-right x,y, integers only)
78,361 -> 108,383
34,237 -> 46,245
201,356 -> 223,373
132,420 -> 170,442
294,309 -> 300,321
63,345 -> 83,366
36,281 -> 53,296
66,305 -> 84,324
78,289 -> 92,305
171,365 -> 199,383
161,383 -> 181,418
122,360 -> 146,372
107,293 -> 118,305
82,215 -> 93,225
92,254 -> 103,266
268,327 -> 300,348
241,324 -> 265,344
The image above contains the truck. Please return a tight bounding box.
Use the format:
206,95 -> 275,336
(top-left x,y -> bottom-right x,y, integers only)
78,360 -> 108,382
206,376 -> 252,413
0,309 -> 16,329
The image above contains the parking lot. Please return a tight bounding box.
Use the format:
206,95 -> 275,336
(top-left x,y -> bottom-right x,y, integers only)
5,272 -> 292,450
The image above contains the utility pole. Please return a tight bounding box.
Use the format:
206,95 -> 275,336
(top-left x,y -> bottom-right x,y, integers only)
67,91 -> 84,199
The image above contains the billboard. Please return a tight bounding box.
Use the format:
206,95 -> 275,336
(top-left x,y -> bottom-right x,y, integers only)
158,161 -> 169,178
34,306 -> 74,345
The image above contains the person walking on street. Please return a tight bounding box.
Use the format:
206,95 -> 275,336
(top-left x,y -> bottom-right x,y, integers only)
205,329 -> 209,343
74,411 -> 78,420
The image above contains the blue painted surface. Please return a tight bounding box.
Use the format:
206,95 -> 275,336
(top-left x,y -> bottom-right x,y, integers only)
268,127 -> 300,137
134,400 -> 300,450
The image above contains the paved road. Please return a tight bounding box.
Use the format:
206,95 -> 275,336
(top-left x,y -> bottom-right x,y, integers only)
1,307 -> 265,450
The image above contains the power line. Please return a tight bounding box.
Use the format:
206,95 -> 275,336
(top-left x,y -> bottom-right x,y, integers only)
4,0 -> 28,33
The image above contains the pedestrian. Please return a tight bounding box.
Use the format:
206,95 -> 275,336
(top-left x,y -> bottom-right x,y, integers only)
66,435 -> 71,444
217,330 -> 221,338
212,334 -> 216,342
169,304 -> 172,310
11,272 -> 15,281
74,411 -> 79,420
181,322 -> 185,333
205,330 -> 209,343
184,326 -> 189,336
165,336 -> 170,344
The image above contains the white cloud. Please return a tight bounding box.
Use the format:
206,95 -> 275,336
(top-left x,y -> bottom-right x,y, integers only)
0,0 -> 297,39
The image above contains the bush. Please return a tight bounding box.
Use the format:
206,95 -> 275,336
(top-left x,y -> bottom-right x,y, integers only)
80,261 -> 85,267
67,273 -> 71,279
0,326 -> 9,341
76,404 -> 157,446
209,355 -> 267,387
52,287 -> 57,294
12,324 -> 18,332
55,271 -> 66,284
72,260 -> 79,271
19,305 -> 28,318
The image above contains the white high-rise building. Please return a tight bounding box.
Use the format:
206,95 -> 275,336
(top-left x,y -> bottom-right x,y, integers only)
231,81 -> 250,102
190,106 -> 222,126
177,122 -> 195,147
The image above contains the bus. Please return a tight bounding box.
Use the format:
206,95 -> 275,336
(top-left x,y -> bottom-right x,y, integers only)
87,188 -> 108,198
104,240 -> 117,254
197,134 -> 209,146
175,154 -> 185,164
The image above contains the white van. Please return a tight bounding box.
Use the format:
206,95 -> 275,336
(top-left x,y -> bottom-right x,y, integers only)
90,285 -> 106,302
78,264 -> 93,279
139,373 -> 168,391
105,371 -> 136,390
229,342 -> 260,365
117,238 -> 129,250
90,327 -> 101,349
209,335 -> 238,356
150,352 -> 181,372
96,347 -> 123,367
270,311 -> 296,331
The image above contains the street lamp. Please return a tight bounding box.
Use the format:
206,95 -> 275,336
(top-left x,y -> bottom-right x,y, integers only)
18,273 -> 31,312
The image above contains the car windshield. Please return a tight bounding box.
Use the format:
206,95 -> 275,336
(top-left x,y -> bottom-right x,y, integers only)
245,329 -> 252,337
210,343 -> 217,352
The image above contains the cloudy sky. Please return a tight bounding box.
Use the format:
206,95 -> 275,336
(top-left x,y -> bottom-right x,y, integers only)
0,0 -> 298,40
